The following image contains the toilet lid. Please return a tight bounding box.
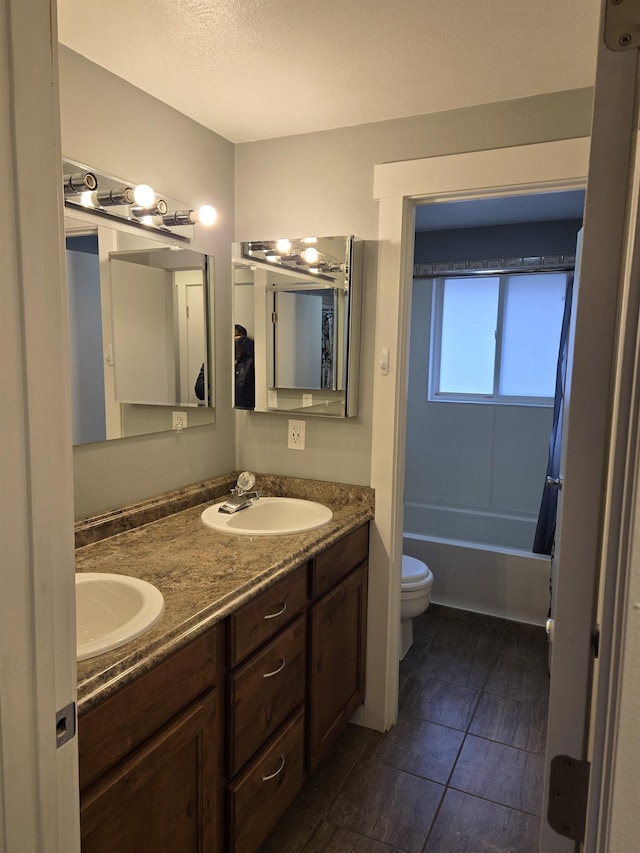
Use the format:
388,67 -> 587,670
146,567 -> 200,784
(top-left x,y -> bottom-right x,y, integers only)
402,555 -> 431,584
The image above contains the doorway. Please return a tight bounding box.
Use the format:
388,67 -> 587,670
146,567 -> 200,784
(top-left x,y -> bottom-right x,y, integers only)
404,190 -> 585,621
368,137 -> 594,847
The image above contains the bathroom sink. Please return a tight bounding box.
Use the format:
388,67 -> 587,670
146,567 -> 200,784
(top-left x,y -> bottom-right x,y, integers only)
76,573 -> 164,661
201,496 -> 333,536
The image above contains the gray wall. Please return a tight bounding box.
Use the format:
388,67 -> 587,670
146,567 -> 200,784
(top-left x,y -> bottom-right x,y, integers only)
60,42 -> 594,515
59,47 -> 236,519
234,89 -> 593,486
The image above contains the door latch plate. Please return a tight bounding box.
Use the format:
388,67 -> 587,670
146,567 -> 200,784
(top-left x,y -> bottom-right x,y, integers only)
56,701 -> 76,749
547,754 -> 590,842
604,0 -> 640,51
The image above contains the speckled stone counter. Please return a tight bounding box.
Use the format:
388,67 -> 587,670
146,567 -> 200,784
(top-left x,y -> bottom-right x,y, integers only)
75,473 -> 374,714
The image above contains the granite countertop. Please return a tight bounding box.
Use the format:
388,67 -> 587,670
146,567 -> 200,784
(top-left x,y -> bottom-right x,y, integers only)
75,473 -> 374,714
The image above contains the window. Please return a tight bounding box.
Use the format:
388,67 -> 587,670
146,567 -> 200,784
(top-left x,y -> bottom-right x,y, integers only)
430,271 -> 569,405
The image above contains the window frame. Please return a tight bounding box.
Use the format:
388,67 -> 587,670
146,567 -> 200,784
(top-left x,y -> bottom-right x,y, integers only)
429,270 -> 571,407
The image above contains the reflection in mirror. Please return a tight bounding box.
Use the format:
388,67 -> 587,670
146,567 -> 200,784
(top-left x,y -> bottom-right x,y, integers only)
233,236 -> 362,417
65,213 -> 215,445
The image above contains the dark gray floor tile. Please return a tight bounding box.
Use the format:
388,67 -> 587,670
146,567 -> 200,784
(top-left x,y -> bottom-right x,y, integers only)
399,673 -> 480,731
424,788 -> 540,852
334,722 -> 382,758
328,760 -> 444,853
484,659 -> 550,706
404,642 -> 493,689
450,735 -> 545,815
369,715 -> 464,784
469,692 -> 548,754
411,610 -> 447,647
433,617 -> 506,656
499,631 -> 550,670
302,821 -> 406,852
259,743 -> 362,852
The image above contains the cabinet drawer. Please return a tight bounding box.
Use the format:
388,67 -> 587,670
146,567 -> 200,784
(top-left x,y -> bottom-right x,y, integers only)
228,565 -> 307,666
79,625 -> 220,790
227,708 -> 306,853
311,523 -> 369,599
228,614 -> 306,776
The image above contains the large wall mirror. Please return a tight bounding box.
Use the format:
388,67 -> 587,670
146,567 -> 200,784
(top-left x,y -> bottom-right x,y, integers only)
65,208 -> 215,445
233,236 -> 362,417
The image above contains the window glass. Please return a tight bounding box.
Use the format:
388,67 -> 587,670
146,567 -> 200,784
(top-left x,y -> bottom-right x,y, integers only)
439,276 -> 499,394
431,271 -> 568,404
500,273 -> 566,397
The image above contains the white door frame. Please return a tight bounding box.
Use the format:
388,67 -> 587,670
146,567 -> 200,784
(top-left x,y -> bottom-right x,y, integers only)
0,1 -> 80,851
369,137 -> 590,735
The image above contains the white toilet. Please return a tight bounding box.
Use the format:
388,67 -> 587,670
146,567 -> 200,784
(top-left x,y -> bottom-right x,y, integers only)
400,555 -> 434,660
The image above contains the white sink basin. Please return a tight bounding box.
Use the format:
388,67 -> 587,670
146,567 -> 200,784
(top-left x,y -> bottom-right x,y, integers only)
76,573 -> 164,661
201,496 -> 333,536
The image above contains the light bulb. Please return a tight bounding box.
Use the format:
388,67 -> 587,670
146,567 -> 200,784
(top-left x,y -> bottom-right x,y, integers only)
303,247 -> 319,264
133,184 -> 156,208
266,253 -> 279,263
80,190 -> 97,208
276,239 -> 291,254
197,205 -> 217,226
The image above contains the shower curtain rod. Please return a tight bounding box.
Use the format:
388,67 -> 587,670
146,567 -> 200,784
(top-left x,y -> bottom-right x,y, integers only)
414,254 -> 575,278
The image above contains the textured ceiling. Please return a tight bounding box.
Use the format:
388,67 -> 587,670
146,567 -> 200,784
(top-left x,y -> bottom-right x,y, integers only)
57,0 -> 601,144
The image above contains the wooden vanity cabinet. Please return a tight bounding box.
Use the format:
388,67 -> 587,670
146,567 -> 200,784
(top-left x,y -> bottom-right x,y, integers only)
78,522 -> 370,852
308,523 -> 369,771
78,625 -> 224,852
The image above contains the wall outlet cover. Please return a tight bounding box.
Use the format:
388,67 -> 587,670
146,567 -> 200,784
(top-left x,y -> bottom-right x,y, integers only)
288,419 -> 305,450
172,411 -> 187,431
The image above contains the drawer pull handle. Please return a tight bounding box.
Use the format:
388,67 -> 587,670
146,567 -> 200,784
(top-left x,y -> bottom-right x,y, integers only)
263,657 -> 286,678
263,601 -> 287,620
262,755 -> 285,782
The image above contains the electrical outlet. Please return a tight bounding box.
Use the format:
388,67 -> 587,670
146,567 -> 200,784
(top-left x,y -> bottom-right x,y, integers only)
302,393 -> 313,407
172,411 -> 187,431
288,419 -> 305,450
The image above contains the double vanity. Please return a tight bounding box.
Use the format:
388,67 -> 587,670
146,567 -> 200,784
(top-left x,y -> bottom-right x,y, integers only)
75,473 -> 374,852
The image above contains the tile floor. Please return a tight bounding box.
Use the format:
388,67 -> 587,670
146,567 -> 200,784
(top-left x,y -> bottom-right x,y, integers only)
260,604 -> 549,852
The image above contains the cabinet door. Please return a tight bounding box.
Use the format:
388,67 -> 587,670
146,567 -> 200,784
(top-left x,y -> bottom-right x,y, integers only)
308,561 -> 368,771
81,690 -> 218,853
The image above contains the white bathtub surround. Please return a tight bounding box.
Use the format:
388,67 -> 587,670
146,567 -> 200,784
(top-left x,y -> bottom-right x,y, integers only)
403,533 -> 550,626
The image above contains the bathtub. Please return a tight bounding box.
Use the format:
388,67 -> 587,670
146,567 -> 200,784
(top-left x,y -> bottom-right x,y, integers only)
403,532 -> 551,626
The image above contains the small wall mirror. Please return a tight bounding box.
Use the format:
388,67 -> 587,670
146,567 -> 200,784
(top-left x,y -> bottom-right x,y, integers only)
65,209 -> 215,445
233,236 -> 362,417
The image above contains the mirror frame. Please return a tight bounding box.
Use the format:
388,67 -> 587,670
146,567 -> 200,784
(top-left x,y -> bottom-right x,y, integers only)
232,236 -> 362,418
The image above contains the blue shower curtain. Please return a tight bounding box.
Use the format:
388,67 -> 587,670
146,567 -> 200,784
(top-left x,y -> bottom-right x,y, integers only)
533,273 -> 574,556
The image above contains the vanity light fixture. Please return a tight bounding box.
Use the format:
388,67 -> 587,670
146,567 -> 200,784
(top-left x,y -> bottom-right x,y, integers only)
81,186 -> 135,208
63,171 -> 97,196
132,183 -> 156,208
63,158 -> 218,239
130,199 -> 168,218
157,205 -> 218,228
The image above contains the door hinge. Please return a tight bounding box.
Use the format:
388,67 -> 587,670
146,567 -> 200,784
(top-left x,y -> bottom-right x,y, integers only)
272,311 -> 278,323
604,0 -> 640,51
55,701 -> 76,749
547,754 -> 590,843
592,623 -> 601,659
